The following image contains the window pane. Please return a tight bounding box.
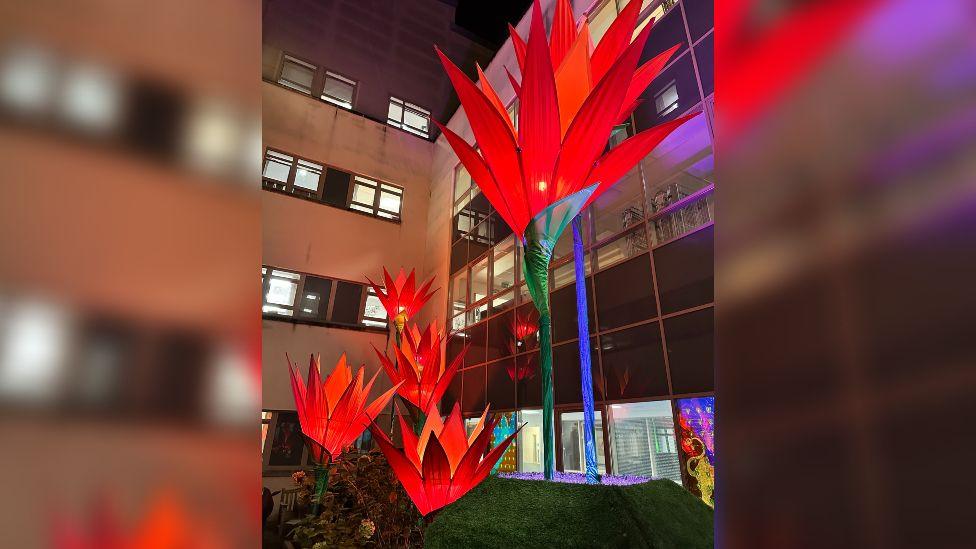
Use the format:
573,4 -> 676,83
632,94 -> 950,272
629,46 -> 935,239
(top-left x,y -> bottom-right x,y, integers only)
487,310 -> 514,361
517,409 -> 544,472
492,236 -> 516,294
387,98 -> 403,123
638,4 -> 689,64
664,308 -> 714,393
265,277 -> 297,307
550,278 -> 596,343
609,400 -> 682,483
279,56 -> 314,94
403,108 -> 429,134
652,224 -> 713,314
330,281 -> 363,325
451,269 -> 468,309
594,255 -> 657,331
379,190 -> 401,214
297,276 -> 332,322
470,254 -> 489,303
267,412 -> 304,466
694,33 -> 714,98
641,113 -> 713,214
683,0 -> 714,42
599,322 -> 669,399
553,337 -> 600,404
559,410 -> 606,474
454,165 -> 472,202
465,322 -> 487,367
362,289 -> 387,328
634,54 -> 701,130
293,159 -> 322,191
352,180 -> 376,206
322,71 -> 355,108
462,367 -> 485,413
588,0 -> 617,45
262,151 -> 292,182
595,227 -> 648,271
491,290 -> 515,314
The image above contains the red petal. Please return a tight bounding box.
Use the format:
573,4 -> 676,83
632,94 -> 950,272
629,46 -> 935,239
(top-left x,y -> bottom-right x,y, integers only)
370,423 -> 431,515
505,67 -> 521,97
552,21 -> 651,200
508,23 -> 526,72
520,0 -> 561,213
421,434 -> 453,515
435,120 -> 527,237
549,0 -> 576,69
477,63 -> 516,140
590,0 -> 644,82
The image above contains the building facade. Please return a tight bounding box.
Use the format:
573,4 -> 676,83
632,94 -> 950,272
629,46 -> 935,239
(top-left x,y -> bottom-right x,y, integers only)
262,0 -> 714,503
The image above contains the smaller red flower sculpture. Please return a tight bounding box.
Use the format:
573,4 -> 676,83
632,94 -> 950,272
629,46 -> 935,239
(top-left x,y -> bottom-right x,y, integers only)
366,267 -> 437,335
373,322 -> 466,414
288,353 -> 401,463
507,308 -> 539,355
370,403 -> 520,516
506,357 -> 537,382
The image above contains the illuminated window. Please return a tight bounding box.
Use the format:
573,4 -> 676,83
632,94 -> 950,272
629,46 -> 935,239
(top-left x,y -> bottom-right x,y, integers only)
262,269 -> 300,316
362,287 -> 388,328
350,176 -> 403,220
261,411 -> 273,452
559,410 -> 607,474
517,409 -> 544,472
321,70 -> 356,109
278,54 -> 315,94
387,96 -> 431,138
654,81 -> 679,116
507,100 -> 519,131
262,149 -> 323,199
608,400 -> 682,483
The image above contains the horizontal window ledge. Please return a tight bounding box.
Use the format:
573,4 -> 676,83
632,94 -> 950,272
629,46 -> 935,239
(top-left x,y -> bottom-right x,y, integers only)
262,185 -> 402,224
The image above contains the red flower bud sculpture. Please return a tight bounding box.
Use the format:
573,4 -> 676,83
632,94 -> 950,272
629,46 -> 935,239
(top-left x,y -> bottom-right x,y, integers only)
370,403 -> 520,516
366,267 -> 437,346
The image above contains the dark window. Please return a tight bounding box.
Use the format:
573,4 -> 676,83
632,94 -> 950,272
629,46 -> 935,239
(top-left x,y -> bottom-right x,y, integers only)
447,330 -> 467,366
694,33 -> 714,98
331,281 -> 363,325
553,338 -> 600,406
296,276 -> 332,322
515,353 -> 542,408
600,323 -> 669,400
664,308 -> 714,393
487,310 -> 514,361
322,167 -> 352,207
639,4 -> 689,67
450,239 -> 469,275
488,211 -> 513,243
465,322 -> 488,367
487,359 -> 517,410
683,0 -> 714,42
594,255 -> 658,331
267,411 -> 305,466
550,277 -> 596,343
653,224 -> 713,314
462,367 -> 486,413
634,54 -> 701,131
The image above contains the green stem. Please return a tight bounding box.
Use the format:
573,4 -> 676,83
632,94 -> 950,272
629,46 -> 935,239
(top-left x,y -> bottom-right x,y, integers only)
522,229 -> 556,481
311,459 -> 331,516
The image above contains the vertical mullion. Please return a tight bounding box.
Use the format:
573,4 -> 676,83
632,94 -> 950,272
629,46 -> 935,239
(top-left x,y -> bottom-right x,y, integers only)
325,278 -> 338,321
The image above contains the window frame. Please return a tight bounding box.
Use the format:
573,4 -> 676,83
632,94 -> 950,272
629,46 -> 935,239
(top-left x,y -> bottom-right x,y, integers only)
261,148 -> 325,201
321,69 -> 357,110
277,54 -> 317,95
387,96 -> 431,138
262,265 -> 388,331
348,175 -> 404,220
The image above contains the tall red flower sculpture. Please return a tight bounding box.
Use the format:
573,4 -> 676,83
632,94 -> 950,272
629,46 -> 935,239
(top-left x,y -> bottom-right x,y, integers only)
436,0 -> 699,479
366,267 -> 437,345
372,322 -> 466,420
369,403 -> 519,516
288,353 -> 400,463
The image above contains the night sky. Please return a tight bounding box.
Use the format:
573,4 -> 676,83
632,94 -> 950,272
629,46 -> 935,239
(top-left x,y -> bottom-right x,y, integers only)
454,0 -> 533,47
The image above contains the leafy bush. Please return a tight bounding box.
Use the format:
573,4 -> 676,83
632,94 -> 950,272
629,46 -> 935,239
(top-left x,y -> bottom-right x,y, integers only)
287,450 -> 424,548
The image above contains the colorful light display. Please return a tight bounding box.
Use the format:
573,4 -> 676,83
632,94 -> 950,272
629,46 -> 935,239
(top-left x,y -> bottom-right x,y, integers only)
365,267 -> 437,345
677,397 -> 715,507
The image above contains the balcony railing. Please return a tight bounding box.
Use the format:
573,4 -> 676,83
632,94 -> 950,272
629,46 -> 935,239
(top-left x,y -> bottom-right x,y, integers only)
649,185 -> 714,245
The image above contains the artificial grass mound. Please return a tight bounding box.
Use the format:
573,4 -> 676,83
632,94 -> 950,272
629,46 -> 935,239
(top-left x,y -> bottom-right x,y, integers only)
425,476 -> 713,548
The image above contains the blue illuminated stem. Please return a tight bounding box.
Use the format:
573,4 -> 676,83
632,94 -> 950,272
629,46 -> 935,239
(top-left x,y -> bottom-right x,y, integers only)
572,216 -> 599,484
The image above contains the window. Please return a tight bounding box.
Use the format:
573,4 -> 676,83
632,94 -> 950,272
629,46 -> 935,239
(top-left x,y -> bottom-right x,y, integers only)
350,176 -> 403,220
261,411 -> 272,452
507,100 -> 519,130
362,287 -> 388,328
261,149 -> 323,199
654,81 -> 679,116
262,268 -> 300,316
559,410 -> 607,474
608,401 -> 682,484
262,265 -> 385,331
278,54 -> 315,94
321,70 -> 356,109
517,409 -> 544,472
492,236 -> 517,295
387,96 -> 431,138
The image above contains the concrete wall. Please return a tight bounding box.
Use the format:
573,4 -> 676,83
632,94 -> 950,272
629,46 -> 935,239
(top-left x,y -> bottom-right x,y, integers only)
262,81 -> 434,408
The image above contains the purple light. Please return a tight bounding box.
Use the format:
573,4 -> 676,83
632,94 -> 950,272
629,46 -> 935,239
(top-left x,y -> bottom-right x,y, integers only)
497,471 -> 652,486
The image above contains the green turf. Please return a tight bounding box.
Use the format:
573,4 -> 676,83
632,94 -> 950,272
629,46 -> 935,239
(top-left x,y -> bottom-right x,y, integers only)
424,476 -> 713,548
